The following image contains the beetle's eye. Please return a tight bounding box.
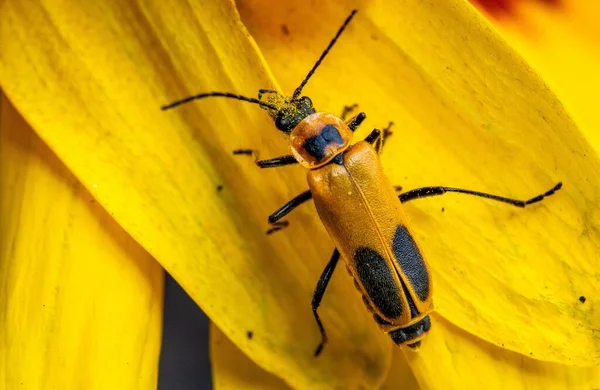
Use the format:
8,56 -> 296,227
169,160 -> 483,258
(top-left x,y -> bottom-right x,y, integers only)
300,96 -> 313,106
275,115 -> 292,132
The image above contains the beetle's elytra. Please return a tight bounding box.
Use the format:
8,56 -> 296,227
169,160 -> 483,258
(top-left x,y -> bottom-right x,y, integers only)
162,9 -> 562,356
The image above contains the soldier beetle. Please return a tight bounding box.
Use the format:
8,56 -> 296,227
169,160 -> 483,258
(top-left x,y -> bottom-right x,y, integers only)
162,10 -> 562,356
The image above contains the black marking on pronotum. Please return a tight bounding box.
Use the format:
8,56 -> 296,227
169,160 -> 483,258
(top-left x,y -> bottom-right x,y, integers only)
392,225 -> 430,301
354,247 -> 403,319
388,315 -> 431,347
302,124 -> 344,161
579,296 -> 587,304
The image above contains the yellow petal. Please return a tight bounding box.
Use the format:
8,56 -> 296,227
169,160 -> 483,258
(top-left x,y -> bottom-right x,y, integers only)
0,1 -> 390,387
0,95 -> 163,388
379,348 -> 419,390
2,1 -> 599,389
405,314 -> 600,388
210,323 -> 290,390
239,0 -> 600,366
468,1 -> 600,157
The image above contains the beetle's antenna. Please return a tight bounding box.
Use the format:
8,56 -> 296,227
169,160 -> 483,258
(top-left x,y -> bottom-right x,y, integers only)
161,92 -> 279,111
292,9 -> 358,100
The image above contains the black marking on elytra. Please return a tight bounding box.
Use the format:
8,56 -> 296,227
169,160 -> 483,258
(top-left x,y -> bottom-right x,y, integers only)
388,315 -> 431,346
247,331 -> 254,340
354,246 -> 403,319
216,185 -> 224,192
579,296 -> 587,304
373,313 -> 393,326
401,278 -> 420,319
303,124 -> 344,161
392,225 -> 430,302
362,295 -> 371,308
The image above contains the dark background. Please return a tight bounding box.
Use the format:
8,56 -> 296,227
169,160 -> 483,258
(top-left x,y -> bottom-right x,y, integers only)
158,274 -> 213,389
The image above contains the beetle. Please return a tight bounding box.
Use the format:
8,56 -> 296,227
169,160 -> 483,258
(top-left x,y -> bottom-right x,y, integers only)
162,10 -> 562,356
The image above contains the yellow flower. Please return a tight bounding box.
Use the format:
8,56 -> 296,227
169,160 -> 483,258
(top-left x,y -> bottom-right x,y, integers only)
1,0 -> 599,389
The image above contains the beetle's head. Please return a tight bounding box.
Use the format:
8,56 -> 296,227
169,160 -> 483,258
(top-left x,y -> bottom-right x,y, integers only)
258,91 -> 316,133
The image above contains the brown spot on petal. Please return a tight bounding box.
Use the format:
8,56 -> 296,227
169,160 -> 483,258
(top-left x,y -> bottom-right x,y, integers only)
469,0 -> 561,17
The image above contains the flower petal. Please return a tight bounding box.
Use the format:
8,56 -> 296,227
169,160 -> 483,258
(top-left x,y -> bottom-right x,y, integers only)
468,0 -> 600,156
0,95 -> 163,388
379,348 -> 419,390
405,314 -> 600,388
238,0 -> 600,366
210,323 -> 290,390
0,0 -> 390,387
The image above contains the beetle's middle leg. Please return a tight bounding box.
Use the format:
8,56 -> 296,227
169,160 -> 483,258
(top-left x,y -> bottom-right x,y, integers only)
266,190 -> 313,234
312,248 -> 341,357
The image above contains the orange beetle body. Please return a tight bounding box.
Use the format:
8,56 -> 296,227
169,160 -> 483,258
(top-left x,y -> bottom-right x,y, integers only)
162,9 -> 561,357
291,112 -> 434,348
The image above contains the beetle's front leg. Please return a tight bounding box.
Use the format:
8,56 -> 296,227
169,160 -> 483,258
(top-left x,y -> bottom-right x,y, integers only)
233,149 -> 298,168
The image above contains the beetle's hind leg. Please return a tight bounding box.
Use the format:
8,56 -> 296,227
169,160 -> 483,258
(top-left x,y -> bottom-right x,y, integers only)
398,182 -> 563,207
312,248 -> 341,356
233,149 -> 298,168
266,190 -> 313,235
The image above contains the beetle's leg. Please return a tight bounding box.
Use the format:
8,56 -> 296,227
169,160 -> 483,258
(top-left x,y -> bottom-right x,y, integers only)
364,128 -> 381,144
233,150 -> 298,168
340,104 -> 358,121
266,221 -> 289,235
347,112 -> 367,132
266,190 -> 313,235
398,182 -> 563,207
258,89 -> 278,99
312,248 -> 341,357
374,122 -> 394,154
